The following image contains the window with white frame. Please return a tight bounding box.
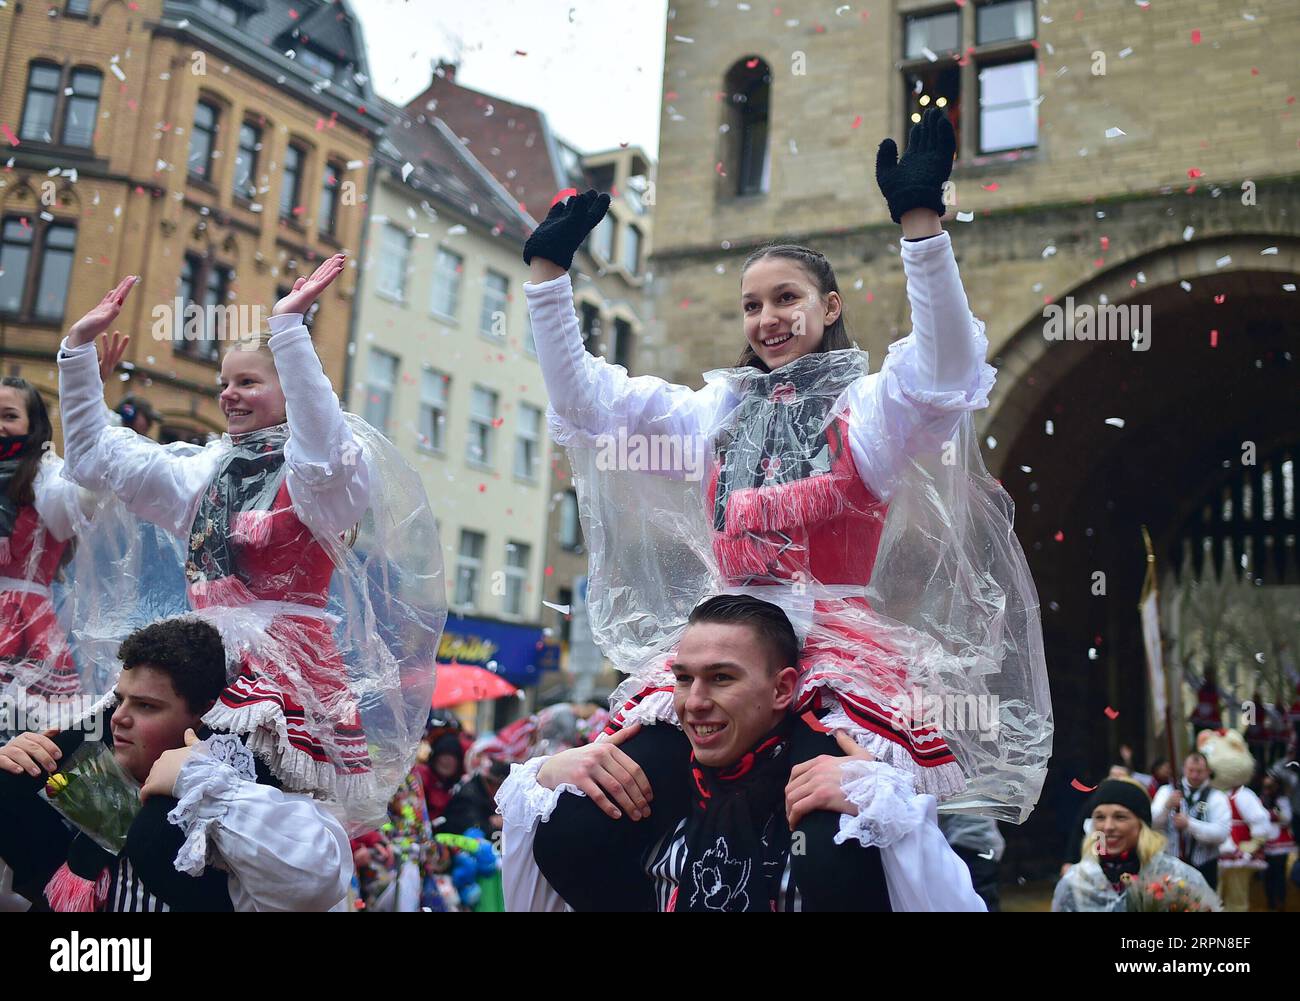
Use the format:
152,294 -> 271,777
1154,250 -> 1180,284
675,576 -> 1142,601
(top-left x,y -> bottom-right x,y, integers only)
419,367 -> 449,452
377,224 -> 411,300
622,224 -> 642,275
503,541 -> 531,616
559,490 -> 582,551
466,385 -> 498,466
515,404 -> 542,480
454,530 -> 485,608
431,246 -> 463,318
363,349 -> 399,433
478,269 -> 509,337
592,213 -> 615,262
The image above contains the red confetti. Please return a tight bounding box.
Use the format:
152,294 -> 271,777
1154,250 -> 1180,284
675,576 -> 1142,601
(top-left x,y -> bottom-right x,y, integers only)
981,182 -> 999,191
664,91 -> 678,100
850,115 -> 862,129
1209,329 -> 1218,347
491,417 -> 504,428
1071,779 -> 1097,793
1054,530 -> 1064,542
1251,68 -> 1260,76
478,484 -> 486,493
746,58 -> 759,69
1187,167 -> 1203,179
1099,236 -> 1110,251
551,188 -> 578,206
1190,29 -> 1201,45
1214,293 -> 1225,304
544,566 -> 554,577
289,8 -> 299,19
0,123 -> 19,146
1104,706 -> 1119,720
715,161 -> 726,176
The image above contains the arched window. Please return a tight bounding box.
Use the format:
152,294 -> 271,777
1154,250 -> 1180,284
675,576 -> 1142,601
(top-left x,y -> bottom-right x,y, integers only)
724,57 -> 772,197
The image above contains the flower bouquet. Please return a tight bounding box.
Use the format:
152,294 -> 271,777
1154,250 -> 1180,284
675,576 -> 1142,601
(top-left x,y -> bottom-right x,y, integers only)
1123,873 -> 1217,912
38,739 -> 142,853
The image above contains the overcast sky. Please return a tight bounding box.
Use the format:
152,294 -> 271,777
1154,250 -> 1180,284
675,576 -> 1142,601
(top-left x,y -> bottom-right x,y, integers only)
353,0 -> 669,157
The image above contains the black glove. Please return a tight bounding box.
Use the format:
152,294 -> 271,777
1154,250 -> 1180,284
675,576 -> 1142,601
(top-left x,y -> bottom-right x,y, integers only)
875,107 -> 956,224
522,188 -> 611,271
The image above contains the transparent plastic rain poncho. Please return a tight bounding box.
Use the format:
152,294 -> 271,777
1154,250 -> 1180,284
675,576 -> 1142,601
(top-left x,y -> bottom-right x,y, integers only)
556,346 -> 1052,823
0,453 -> 94,715
1051,854 -> 1222,912
62,417 -> 446,834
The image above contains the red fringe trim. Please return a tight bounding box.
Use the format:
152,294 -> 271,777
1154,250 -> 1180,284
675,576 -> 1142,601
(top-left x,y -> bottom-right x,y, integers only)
723,471 -> 848,536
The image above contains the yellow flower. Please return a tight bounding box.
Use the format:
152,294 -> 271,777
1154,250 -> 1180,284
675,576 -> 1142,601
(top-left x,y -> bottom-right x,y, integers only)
46,773 -> 70,795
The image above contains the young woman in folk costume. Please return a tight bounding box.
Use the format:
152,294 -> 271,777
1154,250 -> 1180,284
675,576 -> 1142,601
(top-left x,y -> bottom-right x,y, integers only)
522,109 -> 1050,819
0,342 -> 126,710
56,258 -> 443,829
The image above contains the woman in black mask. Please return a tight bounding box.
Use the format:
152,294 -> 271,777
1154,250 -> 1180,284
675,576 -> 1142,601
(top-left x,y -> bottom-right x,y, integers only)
0,375 -> 96,708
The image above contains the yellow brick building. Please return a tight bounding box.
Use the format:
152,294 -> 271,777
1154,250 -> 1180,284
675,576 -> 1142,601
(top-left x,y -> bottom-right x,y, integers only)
0,0 -> 383,441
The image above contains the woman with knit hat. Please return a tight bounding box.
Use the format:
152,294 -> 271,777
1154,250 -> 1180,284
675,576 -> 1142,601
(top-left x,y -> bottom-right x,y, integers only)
1052,778 -> 1221,912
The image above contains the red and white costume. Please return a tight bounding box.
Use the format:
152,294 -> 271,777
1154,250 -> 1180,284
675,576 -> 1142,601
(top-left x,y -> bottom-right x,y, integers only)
1219,785 -> 1272,871
523,231 -> 1051,819
57,313 -> 442,828
0,455 -> 93,703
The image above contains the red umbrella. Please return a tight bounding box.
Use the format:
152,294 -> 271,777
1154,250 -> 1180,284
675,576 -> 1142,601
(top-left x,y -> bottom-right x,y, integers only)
431,662 -> 518,708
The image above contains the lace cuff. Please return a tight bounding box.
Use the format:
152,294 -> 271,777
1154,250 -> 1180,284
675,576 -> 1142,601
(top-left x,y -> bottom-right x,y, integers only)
833,758 -> 928,849
494,756 -> 585,831
166,745 -> 250,876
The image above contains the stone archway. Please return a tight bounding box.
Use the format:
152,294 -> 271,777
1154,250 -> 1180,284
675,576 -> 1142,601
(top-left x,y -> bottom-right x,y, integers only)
977,233 -> 1300,871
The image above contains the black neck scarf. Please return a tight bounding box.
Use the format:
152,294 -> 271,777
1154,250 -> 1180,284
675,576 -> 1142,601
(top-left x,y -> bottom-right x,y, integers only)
711,350 -> 866,532
185,425 -> 289,584
0,436 -> 34,540
1100,849 -> 1141,893
678,716 -> 795,912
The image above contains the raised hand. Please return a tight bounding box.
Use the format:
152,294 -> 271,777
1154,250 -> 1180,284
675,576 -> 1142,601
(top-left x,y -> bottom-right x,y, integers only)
272,252 -> 346,317
875,107 -> 957,224
98,330 -> 130,386
68,275 -> 138,349
522,188 -> 611,271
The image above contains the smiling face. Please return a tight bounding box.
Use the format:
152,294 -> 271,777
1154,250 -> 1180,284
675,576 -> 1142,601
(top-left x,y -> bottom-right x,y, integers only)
0,385 -> 31,438
740,256 -> 841,371
219,346 -> 286,435
671,621 -> 799,768
1091,803 -> 1141,857
111,665 -> 209,784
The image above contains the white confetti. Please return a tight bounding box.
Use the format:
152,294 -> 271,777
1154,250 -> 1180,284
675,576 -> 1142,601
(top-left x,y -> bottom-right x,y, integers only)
1118,47 -> 1133,58
1088,648 -> 1098,661
1104,127 -> 1126,139
956,211 -> 974,222
1135,271 -> 1146,284
1183,225 -> 1196,241
346,159 -> 364,170
674,35 -> 695,43
1260,246 -> 1278,255
788,139 -> 798,155
1215,255 -> 1232,268
1104,418 -> 1125,429
1179,281 -> 1192,292
1020,465 -> 1033,473
401,162 -> 414,182
922,46 -> 938,62
541,600 -> 571,615
1284,283 -> 1297,292
446,224 -> 467,236
1045,420 -> 1055,436
1041,245 -> 1057,258
109,63 -> 126,82
985,435 -> 997,449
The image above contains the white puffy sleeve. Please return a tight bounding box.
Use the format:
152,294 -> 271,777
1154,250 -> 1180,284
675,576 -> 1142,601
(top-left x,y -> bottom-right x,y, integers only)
266,313 -> 371,538
167,750 -> 352,912
844,231 -> 996,501
495,755 -> 582,912
524,272 -> 731,458
1237,788 -> 1274,841
32,456 -> 95,543
56,337 -> 219,536
834,757 -> 987,912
